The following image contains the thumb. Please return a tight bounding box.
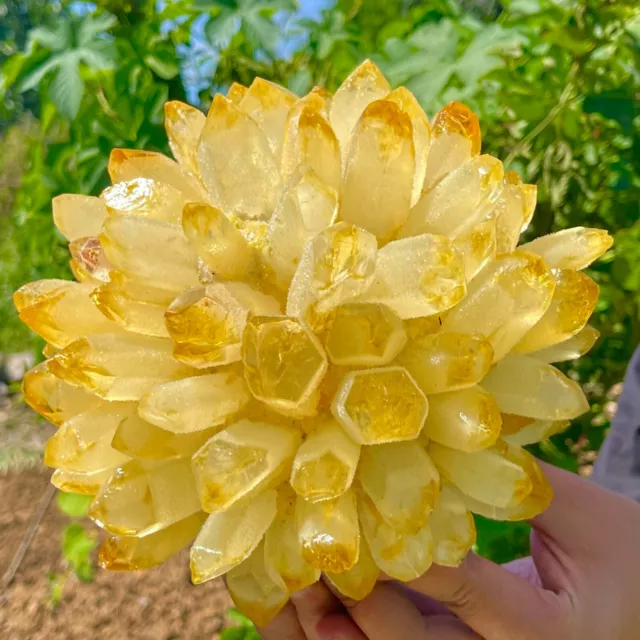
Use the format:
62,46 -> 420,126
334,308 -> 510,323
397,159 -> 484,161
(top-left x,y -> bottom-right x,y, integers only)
405,552 -> 570,639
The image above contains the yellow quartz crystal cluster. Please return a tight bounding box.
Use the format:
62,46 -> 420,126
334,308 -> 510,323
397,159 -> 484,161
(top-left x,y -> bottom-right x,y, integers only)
16,60 -> 612,626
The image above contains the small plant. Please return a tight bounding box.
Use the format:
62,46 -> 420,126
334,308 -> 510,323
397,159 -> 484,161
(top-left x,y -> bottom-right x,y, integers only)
48,491 -> 96,606
220,609 -> 261,640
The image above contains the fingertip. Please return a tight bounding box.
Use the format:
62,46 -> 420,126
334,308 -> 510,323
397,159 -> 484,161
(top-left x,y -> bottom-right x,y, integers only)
316,613 -> 368,640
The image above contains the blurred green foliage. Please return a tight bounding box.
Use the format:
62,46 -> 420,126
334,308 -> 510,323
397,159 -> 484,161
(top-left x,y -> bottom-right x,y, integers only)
48,491 -> 97,606
1,0 -> 639,566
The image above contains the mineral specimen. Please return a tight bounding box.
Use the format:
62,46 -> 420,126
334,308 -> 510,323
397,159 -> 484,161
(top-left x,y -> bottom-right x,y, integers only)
16,59 -> 612,627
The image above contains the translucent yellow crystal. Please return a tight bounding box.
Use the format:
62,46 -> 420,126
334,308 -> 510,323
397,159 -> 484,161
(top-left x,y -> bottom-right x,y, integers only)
360,234 -> 466,319
89,458 -> 201,536
329,59 -> 391,158
48,334 -> 192,401
358,441 -> 439,533
242,316 -> 328,417
112,414 -> 216,460
297,489 -> 360,573
290,420 -> 360,502
191,420 -> 301,512
280,100 -> 341,191
531,324 -> 599,363
51,467 -> 115,495
286,222 -> 377,316
165,284 -> 280,368
13,279 -> 72,311
164,101 -> 206,176
358,493 -> 433,581
181,203 -> 255,280
44,403 -> 133,472
108,149 -> 206,201
458,444 -> 553,521
514,269 -> 599,354
401,154 -> 503,239
332,367 -> 428,445
22,361 -> 101,426
239,78 -> 297,159
340,100 -> 415,238
101,215 -> 199,290
493,173 -> 537,253
105,269 -> 177,306
482,354 -> 589,420
226,540 -> 289,628
101,178 -> 187,225
429,442 -> 533,509
227,82 -> 248,104
429,485 -> 476,567
453,217 -> 497,281
266,169 -> 338,285
190,489 -> 277,583
52,194 -> 108,241
101,511 -> 207,571
69,236 -> 113,283
92,281 -> 170,338
15,66 -> 615,606
325,303 -> 407,366
423,101 -> 482,191
138,372 -> 249,434
197,94 -> 281,219
501,415 -> 568,446
519,227 -> 613,270
386,86 -> 431,206
396,332 -> 493,395
441,251 -> 555,361
15,280 -> 120,348
325,535 -> 379,601
264,487 -> 320,593
422,386 -> 502,452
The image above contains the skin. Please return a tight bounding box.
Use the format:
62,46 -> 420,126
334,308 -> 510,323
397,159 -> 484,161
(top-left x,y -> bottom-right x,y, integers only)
255,463 -> 640,640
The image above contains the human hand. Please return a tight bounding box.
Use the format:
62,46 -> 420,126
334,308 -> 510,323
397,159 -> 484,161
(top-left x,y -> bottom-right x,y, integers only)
255,463 -> 640,640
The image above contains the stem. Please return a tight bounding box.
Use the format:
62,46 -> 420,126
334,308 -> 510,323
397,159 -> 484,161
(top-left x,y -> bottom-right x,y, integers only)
3,481 -> 56,587
505,62 -> 579,166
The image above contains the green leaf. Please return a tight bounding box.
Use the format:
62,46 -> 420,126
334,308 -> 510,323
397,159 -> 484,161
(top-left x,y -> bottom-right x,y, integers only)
76,13 -> 118,47
19,53 -> 65,92
243,11 -> 281,55
0,54 -> 29,91
144,50 -> 180,80
288,68 -> 312,95
26,22 -> 71,52
56,491 -> 93,518
227,608 -> 255,626
62,524 -> 96,578
78,40 -> 118,71
49,56 -> 84,119
205,12 -> 240,47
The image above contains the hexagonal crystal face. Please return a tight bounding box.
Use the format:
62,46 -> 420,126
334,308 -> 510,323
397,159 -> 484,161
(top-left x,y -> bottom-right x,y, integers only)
242,316 -> 328,416
165,285 -> 246,368
325,303 -> 407,366
331,367 -> 428,445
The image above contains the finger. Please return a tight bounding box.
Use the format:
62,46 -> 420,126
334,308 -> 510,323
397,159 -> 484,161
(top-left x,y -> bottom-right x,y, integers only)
389,581 -> 452,617
532,462 -> 640,558
502,555 -> 542,587
423,615 -> 481,639
325,581 -> 429,640
257,601 -> 307,640
290,581 -> 344,639
406,552 -> 568,639
315,613 -> 368,640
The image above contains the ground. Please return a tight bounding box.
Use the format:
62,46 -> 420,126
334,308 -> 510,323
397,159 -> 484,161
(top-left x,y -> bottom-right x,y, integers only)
0,391 -> 233,640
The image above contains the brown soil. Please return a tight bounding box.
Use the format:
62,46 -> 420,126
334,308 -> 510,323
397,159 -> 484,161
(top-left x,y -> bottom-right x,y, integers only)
0,469 -> 233,639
